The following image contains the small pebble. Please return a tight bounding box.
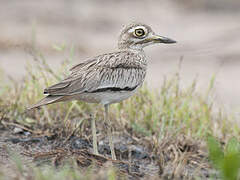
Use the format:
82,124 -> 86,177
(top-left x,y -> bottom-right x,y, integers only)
13,127 -> 24,134
71,138 -> 91,149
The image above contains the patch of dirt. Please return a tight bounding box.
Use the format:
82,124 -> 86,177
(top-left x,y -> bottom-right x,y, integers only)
0,121 -> 213,179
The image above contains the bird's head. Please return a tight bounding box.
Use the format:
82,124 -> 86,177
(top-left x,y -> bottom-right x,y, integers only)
118,23 -> 176,50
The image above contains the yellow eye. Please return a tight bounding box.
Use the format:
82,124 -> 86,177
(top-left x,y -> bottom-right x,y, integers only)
134,28 -> 145,37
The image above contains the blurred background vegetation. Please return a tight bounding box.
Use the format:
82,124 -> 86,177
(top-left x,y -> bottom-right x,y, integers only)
1,0 -> 240,111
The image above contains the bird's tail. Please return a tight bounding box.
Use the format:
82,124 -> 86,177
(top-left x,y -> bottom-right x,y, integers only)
27,96 -> 64,110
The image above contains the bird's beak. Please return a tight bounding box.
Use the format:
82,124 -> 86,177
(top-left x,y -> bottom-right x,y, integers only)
150,34 -> 177,44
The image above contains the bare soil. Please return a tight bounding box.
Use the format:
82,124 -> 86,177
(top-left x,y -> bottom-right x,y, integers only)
0,120 -> 211,179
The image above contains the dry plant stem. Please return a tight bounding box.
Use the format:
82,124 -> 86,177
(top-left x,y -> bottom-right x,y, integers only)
91,114 -> 99,155
104,104 -> 116,160
43,106 -> 52,123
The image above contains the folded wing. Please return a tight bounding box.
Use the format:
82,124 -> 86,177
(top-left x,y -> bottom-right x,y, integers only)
44,51 -> 146,96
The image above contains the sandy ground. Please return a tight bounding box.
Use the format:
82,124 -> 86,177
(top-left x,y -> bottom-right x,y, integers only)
1,0 -> 240,113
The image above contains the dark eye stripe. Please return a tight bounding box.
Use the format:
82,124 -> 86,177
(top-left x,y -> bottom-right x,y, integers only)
135,38 -> 152,45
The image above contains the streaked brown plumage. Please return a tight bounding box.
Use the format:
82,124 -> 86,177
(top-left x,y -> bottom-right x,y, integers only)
29,50 -> 147,108
28,23 -> 176,160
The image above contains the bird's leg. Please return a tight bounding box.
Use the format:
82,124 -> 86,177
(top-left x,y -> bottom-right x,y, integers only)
104,104 -> 116,160
90,114 -> 99,155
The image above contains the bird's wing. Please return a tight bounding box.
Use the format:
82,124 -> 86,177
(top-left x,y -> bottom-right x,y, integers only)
44,51 -> 146,96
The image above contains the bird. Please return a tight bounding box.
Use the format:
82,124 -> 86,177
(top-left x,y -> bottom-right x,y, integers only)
28,23 -> 176,160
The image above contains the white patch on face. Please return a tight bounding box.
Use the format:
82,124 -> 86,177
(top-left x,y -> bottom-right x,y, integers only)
128,26 -> 148,36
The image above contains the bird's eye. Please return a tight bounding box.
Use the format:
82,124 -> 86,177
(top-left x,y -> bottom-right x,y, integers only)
134,28 -> 145,37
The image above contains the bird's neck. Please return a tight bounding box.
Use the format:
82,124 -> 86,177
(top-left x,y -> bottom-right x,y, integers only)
121,48 -> 147,66
118,46 -> 144,53
129,49 -> 146,58
118,40 -> 145,51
